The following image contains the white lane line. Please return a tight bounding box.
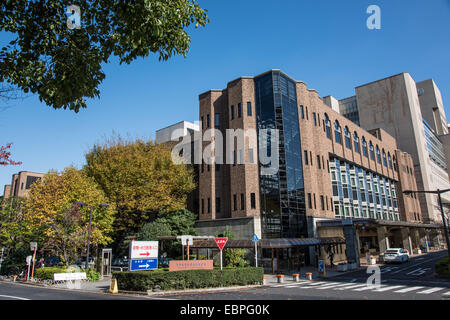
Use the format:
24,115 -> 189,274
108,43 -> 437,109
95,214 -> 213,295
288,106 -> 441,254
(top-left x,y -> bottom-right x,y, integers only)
334,283 -> 367,290
417,287 -> 445,294
373,285 -> 405,292
442,291 -> 450,296
353,285 -> 387,292
315,283 -> 356,290
394,286 -> 424,293
271,281 -> 311,288
0,295 -> 30,300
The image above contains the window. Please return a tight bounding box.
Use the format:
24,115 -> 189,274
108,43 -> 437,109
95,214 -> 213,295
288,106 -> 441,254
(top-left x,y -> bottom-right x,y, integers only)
320,195 -> 325,211
249,148 -> 255,164
324,114 -> 331,139
304,150 -> 309,165
300,105 -> 305,119
313,112 -> 317,126
362,137 -> 368,157
247,102 -> 252,116
206,114 -> 210,128
344,127 -> 351,149
207,198 -> 211,213
369,142 -> 375,160
216,197 -> 221,213
382,149 -> 387,167
201,199 -> 204,214
251,193 -> 256,209
305,106 -> 309,120
308,193 -> 312,209
241,193 -> 245,210
238,103 -> 242,118
317,155 -> 321,169
233,194 -> 237,211
376,146 -> 381,164
231,105 -> 235,120
353,132 -> 360,153
201,116 -> 204,129
334,121 -> 342,144
215,113 -> 220,127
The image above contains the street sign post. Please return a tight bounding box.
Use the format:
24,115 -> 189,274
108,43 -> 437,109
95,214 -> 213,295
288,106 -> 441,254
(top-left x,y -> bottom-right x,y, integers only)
129,241 -> 158,271
26,255 -> 32,281
30,242 -> 37,280
251,234 -> 259,267
180,235 -> 193,260
214,238 -> 228,270
0,247 -> 4,274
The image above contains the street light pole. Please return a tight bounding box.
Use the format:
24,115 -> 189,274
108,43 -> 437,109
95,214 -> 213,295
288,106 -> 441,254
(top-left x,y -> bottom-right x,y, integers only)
74,202 -> 109,270
86,206 -> 93,270
436,190 -> 450,258
403,189 -> 450,258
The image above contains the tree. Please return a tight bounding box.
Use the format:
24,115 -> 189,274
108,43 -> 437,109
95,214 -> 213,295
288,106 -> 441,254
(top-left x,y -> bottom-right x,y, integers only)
84,137 -> 196,245
222,226 -> 249,268
22,167 -> 115,265
0,143 -> 21,166
0,1 -> 209,112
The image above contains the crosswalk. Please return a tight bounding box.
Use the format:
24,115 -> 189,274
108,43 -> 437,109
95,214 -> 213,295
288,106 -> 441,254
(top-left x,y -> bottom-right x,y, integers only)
268,280 -> 450,296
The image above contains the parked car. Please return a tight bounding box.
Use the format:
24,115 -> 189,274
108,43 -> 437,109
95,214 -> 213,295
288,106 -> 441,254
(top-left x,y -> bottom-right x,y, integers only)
384,248 -> 409,263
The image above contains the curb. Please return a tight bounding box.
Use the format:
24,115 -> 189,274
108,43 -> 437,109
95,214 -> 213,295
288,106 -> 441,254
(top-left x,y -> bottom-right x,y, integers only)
116,284 -> 264,296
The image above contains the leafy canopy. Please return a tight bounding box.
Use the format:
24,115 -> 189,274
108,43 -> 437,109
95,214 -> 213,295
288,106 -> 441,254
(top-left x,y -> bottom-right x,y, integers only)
0,0 -> 209,112
22,167 -> 115,264
84,137 -> 196,241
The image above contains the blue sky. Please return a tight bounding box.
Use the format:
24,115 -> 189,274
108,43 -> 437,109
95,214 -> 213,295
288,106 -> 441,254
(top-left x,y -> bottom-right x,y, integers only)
1,0 -> 450,189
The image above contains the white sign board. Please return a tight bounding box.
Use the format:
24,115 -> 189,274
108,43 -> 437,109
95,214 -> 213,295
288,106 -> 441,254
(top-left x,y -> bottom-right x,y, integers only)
54,272 -> 87,281
26,256 -> 32,266
130,241 -> 158,259
180,235 -> 193,246
30,242 -> 37,251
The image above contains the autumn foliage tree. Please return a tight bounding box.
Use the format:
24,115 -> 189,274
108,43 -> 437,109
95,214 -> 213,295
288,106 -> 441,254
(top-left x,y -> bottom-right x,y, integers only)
84,137 -> 196,245
22,167 -> 114,265
0,143 -> 21,166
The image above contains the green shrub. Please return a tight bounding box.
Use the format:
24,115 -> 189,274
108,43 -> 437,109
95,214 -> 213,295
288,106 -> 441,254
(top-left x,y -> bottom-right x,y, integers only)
435,256 -> 450,277
86,268 -> 101,282
113,267 -> 264,292
34,267 -> 67,280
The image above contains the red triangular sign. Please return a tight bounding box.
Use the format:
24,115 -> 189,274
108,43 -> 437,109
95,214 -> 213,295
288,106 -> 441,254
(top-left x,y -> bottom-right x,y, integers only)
214,237 -> 228,251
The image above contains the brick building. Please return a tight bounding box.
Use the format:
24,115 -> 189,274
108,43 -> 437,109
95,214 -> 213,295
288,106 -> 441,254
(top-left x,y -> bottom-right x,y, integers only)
160,70 -> 446,267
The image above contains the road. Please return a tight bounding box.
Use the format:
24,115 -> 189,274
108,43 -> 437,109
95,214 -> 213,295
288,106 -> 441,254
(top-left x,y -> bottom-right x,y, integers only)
0,251 -> 448,300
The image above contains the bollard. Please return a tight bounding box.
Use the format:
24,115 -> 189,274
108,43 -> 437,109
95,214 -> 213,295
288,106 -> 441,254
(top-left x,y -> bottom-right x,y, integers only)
109,278 -> 118,294
13,275 -> 17,282
263,275 -> 268,285
306,272 -> 312,281
276,274 -> 284,283
292,273 -> 300,282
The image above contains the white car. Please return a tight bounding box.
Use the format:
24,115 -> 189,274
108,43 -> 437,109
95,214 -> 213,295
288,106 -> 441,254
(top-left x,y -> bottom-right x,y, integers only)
384,248 -> 409,263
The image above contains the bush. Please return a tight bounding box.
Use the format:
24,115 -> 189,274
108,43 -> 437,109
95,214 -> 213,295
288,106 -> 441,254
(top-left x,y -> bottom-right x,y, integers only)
86,268 -> 101,282
34,267 -> 67,280
113,267 -> 264,292
435,256 -> 450,277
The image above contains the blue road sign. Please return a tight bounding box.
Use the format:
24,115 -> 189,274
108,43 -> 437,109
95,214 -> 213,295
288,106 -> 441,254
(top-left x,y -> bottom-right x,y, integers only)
251,234 -> 259,242
130,258 -> 158,271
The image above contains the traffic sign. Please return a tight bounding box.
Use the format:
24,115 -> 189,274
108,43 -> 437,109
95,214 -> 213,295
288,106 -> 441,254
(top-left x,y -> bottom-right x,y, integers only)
214,238 -> 228,251
130,241 -> 158,259
26,256 -> 32,266
251,234 -> 259,242
30,242 -> 37,251
129,258 -> 158,271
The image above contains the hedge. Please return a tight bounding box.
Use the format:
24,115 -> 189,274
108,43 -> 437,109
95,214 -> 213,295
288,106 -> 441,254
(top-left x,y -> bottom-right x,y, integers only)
435,256 -> 450,277
113,267 -> 264,292
34,267 -> 67,280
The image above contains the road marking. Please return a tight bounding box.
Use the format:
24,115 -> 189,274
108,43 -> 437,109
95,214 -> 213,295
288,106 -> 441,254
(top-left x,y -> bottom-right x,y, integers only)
0,295 -> 30,300
315,283 -> 355,290
373,285 -> 405,292
417,287 -> 445,294
271,281 -> 311,288
302,281 -> 328,286
391,253 -> 447,274
406,268 -> 431,276
394,286 -> 424,293
353,284 -> 386,291
334,284 -> 367,290
442,291 -> 450,296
